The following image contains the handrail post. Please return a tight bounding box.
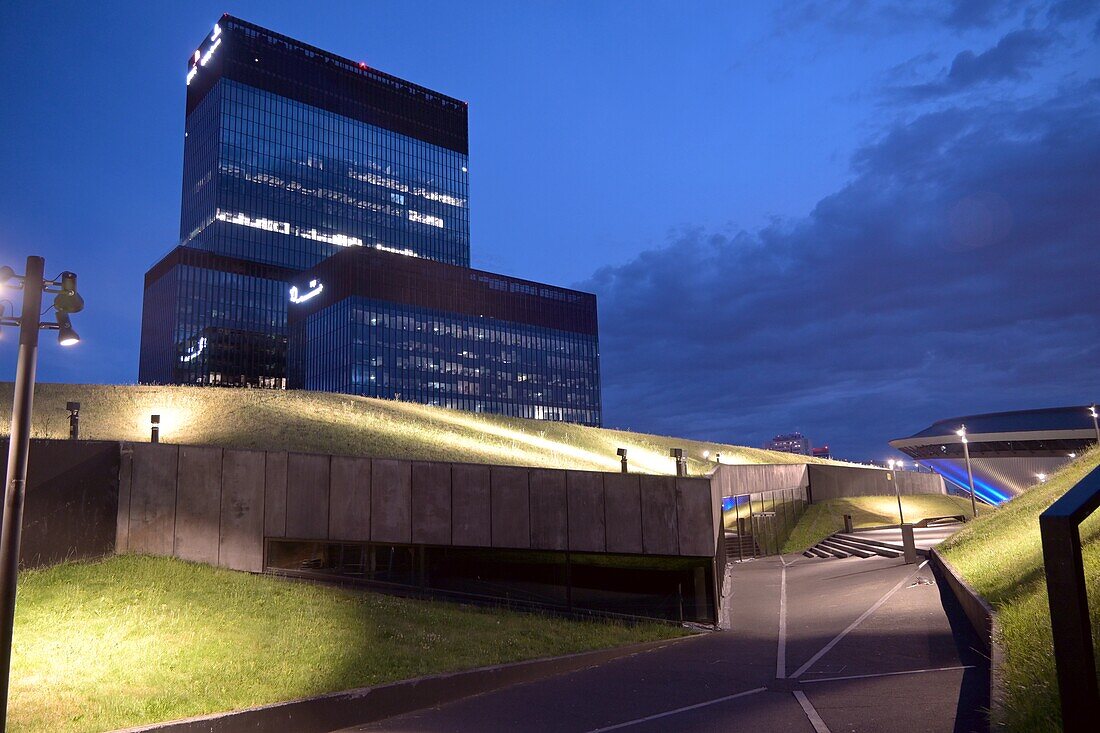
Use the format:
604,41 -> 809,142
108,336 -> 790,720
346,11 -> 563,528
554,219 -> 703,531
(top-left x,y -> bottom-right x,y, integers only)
1040,513 -> 1099,730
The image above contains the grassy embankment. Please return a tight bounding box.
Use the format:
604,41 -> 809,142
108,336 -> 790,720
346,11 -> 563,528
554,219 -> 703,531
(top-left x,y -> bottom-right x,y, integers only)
0,383 -> 838,475
939,445 -> 1100,731
11,555 -> 683,733
779,494 -> 987,554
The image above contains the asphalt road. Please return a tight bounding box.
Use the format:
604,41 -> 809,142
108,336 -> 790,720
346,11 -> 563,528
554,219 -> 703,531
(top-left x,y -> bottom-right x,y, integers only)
339,553 -> 989,733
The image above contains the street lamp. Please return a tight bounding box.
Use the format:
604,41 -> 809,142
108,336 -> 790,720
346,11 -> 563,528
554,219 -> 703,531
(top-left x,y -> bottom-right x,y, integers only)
0,256 -> 83,727
616,447 -> 628,473
1090,404 -> 1099,446
887,459 -> 905,525
956,425 -> 978,518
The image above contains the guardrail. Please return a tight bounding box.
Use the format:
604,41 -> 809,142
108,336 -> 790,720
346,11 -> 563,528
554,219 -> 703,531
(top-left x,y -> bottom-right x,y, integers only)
1039,464 -> 1100,731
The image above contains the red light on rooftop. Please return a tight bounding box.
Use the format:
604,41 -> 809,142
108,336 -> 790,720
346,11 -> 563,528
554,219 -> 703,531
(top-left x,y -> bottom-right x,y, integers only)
358,61 -> 368,69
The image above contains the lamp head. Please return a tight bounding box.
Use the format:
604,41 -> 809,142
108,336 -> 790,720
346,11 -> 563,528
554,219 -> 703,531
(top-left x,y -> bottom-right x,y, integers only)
55,312 -> 79,346
0,266 -> 14,284
66,401 -> 80,413
53,271 -> 84,314
150,414 -> 161,425
669,448 -> 683,459
616,448 -> 627,458
1090,404 -> 1098,418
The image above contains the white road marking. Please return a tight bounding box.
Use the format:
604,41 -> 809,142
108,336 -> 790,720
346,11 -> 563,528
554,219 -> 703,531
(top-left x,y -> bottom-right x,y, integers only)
584,687 -> 768,732
801,664 -> 976,684
793,690 -> 832,733
790,560 -> 930,678
777,563 -> 788,679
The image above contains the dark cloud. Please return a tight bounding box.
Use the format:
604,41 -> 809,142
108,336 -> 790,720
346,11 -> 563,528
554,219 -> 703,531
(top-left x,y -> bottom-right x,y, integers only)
1047,0 -> 1100,23
944,0 -> 1026,28
583,81 -> 1100,459
895,29 -> 1055,99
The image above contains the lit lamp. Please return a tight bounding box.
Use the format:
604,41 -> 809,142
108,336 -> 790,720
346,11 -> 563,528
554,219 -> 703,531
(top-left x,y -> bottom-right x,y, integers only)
66,402 -> 80,440
150,414 -> 161,444
669,447 -> 685,477
1090,404 -> 1099,446
887,459 -> 904,524
616,447 -> 628,474
956,425 -> 978,518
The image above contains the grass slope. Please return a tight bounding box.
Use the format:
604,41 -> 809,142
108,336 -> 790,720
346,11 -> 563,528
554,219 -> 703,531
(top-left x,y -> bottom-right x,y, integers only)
781,494 -> 986,554
939,445 -> 1100,731
11,555 -> 682,733
0,383 -> 835,475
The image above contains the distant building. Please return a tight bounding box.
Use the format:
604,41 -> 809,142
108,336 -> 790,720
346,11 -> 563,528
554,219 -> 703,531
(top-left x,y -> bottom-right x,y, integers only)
811,445 -> 831,460
764,432 -> 812,455
890,405 -> 1098,504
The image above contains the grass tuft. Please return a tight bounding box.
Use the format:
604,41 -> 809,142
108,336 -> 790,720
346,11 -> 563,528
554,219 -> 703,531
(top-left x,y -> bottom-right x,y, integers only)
939,445 -> 1100,731
11,555 -> 683,733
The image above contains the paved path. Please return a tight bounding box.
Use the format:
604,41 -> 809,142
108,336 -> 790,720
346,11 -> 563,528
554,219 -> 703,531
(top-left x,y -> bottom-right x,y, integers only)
340,554 -> 989,732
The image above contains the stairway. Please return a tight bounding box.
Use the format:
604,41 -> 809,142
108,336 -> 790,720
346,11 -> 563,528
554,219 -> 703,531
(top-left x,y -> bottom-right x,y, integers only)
803,532 -> 905,560
725,533 -> 761,561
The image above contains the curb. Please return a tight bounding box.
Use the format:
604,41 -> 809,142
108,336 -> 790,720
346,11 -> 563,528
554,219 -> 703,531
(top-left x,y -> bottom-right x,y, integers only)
928,547 -> 1006,729
110,634 -> 700,733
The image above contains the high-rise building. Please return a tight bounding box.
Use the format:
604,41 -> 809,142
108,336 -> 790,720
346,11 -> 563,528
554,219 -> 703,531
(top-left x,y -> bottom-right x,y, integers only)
139,15 -> 602,424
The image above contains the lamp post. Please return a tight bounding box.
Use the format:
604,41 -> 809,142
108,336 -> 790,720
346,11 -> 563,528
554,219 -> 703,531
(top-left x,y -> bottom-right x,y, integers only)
888,459 -> 904,525
616,447 -> 628,473
1090,404 -> 1099,446
0,256 -> 83,732
956,425 -> 977,518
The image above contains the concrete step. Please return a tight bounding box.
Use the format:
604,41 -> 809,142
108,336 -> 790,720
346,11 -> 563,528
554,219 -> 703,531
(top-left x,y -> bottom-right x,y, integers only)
825,535 -> 900,558
814,541 -> 850,559
821,537 -> 877,558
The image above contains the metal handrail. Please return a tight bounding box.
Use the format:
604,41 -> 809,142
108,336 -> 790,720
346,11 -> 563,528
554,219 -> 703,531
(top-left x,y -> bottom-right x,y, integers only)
1039,463 -> 1100,730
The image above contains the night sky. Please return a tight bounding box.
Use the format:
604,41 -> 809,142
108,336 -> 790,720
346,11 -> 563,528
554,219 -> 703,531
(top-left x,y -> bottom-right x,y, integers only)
1,1 -> 1097,460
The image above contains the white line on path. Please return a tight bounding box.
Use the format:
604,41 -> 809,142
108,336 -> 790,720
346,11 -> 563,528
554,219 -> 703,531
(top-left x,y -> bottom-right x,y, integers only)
793,690 -> 832,733
776,564 -> 788,679
801,664 -> 976,685
790,560 -> 929,679
584,687 -> 768,732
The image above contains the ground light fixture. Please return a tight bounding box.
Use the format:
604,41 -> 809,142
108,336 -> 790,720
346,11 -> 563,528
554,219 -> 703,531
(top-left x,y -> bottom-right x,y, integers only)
66,402 -> 80,440
616,447 -> 628,473
956,425 -> 978,518
669,448 -> 685,477
0,255 -> 84,728
151,414 -> 161,443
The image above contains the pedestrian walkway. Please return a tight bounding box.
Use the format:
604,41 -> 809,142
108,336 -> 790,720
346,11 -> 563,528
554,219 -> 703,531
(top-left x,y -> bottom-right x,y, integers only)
338,552 -> 989,732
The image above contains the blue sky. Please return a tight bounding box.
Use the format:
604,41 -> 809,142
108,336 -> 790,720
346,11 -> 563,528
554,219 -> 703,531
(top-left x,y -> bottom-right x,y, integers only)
0,1 -> 1097,458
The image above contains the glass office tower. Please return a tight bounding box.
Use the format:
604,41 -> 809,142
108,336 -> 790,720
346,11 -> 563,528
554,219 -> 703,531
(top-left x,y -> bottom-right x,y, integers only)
140,15 -> 602,425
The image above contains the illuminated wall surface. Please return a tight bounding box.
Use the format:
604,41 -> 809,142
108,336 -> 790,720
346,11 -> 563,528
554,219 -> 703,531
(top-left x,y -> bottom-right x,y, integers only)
139,16 -> 602,424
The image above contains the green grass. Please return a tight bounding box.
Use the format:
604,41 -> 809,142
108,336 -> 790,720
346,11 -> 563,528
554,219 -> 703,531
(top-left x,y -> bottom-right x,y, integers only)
939,445 -> 1100,731
10,555 -> 683,733
0,382 -> 841,476
779,494 -> 987,553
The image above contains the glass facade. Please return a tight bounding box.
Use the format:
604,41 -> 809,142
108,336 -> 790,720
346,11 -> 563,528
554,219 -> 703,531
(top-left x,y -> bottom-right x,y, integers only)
292,298 -> 601,425
140,15 -> 601,426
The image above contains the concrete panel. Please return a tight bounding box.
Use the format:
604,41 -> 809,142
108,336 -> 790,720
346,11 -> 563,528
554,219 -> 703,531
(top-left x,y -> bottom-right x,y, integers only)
491,466 -> 530,549
116,445 -> 132,553
371,459 -> 412,544
640,475 -> 679,555
174,445 -> 223,565
264,451 -> 288,538
712,464 -> 809,498
603,473 -> 642,554
567,471 -> 605,553
452,463 -> 491,547
127,443 -> 178,556
286,453 -> 330,539
411,462 -> 451,545
219,449 -> 266,572
529,470 -> 568,551
329,456 -> 371,542
806,464 -> 943,502
676,478 -> 716,557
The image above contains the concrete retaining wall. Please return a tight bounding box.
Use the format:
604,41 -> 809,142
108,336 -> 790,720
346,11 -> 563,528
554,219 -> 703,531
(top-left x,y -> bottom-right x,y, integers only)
710,463 -> 808,497
806,464 -> 945,502
119,443 -> 720,572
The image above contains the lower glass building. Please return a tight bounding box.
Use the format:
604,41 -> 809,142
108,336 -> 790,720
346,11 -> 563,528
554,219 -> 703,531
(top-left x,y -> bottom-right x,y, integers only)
288,247 -> 601,425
